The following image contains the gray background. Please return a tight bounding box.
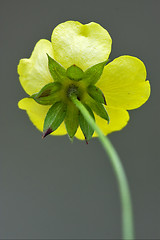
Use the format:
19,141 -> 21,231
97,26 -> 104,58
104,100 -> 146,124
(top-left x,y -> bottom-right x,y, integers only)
1,0 -> 159,239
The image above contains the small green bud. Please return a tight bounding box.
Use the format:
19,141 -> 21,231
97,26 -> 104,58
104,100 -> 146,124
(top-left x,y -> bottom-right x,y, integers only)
43,101 -> 67,138
64,103 -> 79,140
47,54 -> 66,82
87,85 -> 106,105
79,104 -> 95,142
66,65 -> 84,81
88,99 -> 110,122
83,60 -> 107,85
31,82 -> 62,105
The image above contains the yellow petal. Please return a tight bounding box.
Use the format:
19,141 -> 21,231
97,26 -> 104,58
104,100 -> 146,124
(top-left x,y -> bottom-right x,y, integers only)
75,106 -> 129,140
51,21 -> 112,71
97,55 -> 150,110
18,98 -> 67,136
18,39 -> 54,95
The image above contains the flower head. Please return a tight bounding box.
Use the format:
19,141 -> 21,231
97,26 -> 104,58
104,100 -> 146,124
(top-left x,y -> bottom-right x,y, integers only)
18,21 -> 150,141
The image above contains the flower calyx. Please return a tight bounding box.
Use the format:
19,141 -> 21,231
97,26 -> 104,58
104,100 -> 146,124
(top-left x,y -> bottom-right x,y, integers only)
42,101 -> 67,138
30,82 -> 62,105
66,65 -> 84,81
32,55 -> 109,141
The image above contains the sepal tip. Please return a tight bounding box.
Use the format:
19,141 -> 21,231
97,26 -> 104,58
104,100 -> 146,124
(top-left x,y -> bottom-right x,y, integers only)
42,128 -> 53,138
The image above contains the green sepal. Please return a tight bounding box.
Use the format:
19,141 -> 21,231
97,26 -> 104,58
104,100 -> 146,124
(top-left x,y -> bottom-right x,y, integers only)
43,101 -> 67,138
79,104 -> 95,142
87,85 -> 106,105
83,60 -> 107,85
88,99 -> 110,122
64,102 -> 79,140
47,54 -> 66,82
66,65 -> 84,81
31,82 -> 62,105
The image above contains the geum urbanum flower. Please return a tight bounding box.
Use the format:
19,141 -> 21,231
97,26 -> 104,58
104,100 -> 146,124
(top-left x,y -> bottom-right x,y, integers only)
18,21 -> 150,142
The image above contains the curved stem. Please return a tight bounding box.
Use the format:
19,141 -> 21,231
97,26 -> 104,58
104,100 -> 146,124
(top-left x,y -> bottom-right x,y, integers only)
70,95 -> 134,240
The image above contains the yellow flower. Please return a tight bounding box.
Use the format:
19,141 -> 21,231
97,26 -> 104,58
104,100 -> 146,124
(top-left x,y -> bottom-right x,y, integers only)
18,21 -> 150,140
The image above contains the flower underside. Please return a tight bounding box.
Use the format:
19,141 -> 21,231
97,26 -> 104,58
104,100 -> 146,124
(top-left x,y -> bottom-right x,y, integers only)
31,55 -> 109,141
18,21 -> 150,141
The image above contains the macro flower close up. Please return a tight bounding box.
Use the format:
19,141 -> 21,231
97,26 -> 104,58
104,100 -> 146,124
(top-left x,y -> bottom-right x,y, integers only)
18,21 -> 150,141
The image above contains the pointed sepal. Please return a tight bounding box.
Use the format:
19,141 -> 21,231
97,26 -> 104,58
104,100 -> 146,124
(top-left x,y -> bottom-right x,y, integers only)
47,54 -> 66,82
83,60 -> 107,85
31,82 -> 62,105
88,99 -> 110,122
79,104 -> 95,141
42,101 -> 67,138
66,65 -> 84,81
64,103 -> 79,140
87,85 -> 106,105
42,128 -> 53,139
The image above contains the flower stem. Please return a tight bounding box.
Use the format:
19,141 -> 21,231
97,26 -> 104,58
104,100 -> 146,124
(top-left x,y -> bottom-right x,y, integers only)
70,95 -> 134,240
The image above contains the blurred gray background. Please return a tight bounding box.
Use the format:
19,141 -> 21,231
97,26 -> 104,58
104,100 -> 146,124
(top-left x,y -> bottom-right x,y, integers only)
1,0 -> 159,239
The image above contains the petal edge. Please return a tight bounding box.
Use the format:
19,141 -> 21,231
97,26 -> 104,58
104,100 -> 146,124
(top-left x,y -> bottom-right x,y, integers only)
51,21 -> 112,70
18,98 -> 67,136
97,55 -> 151,110
18,39 -> 54,95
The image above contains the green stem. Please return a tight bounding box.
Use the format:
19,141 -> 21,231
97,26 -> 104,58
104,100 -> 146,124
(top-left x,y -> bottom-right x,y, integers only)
70,95 -> 134,240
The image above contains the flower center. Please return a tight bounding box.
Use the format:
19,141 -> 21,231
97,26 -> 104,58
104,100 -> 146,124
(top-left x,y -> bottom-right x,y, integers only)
67,83 -> 81,101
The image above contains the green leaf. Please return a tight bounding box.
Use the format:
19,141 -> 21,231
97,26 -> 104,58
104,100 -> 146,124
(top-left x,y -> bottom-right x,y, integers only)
79,104 -> 95,142
31,82 -> 62,105
64,103 -> 79,139
88,99 -> 110,122
66,65 -> 84,81
47,54 -> 66,82
87,85 -> 106,105
43,101 -> 67,138
83,60 -> 107,85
